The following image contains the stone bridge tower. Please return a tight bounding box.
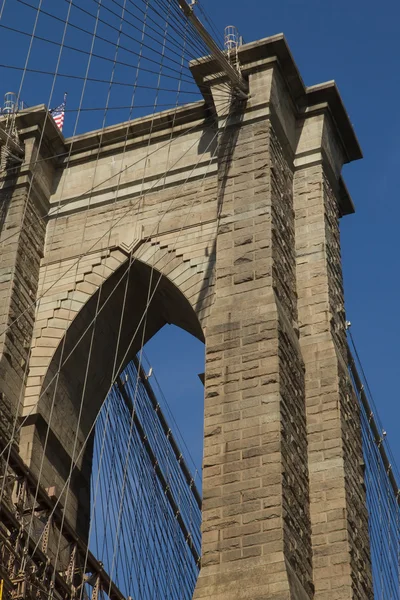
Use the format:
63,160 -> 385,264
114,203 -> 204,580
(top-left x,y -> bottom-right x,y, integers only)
0,34 -> 372,599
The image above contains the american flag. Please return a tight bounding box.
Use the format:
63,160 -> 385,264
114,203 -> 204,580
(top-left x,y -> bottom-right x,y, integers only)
50,93 -> 67,132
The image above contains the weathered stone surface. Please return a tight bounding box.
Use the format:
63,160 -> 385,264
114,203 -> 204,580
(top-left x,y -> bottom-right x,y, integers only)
0,33 -> 372,599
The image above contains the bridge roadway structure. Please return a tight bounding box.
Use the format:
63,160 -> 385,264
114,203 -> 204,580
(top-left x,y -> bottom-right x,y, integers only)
0,33 -> 378,600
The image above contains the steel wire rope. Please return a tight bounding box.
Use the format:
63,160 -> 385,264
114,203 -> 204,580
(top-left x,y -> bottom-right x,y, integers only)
15,0 -> 208,75
7,0 -> 44,140
0,95 -> 231,524
70,0 -> 214,69
10,0 -> 203,82
88,2 -> 154,577
0,101 -> 227,504
112,410 -> 150,595
117,378 -> 195,598
0,0 -> 6,20
0,0 -> 82,513
110,0 -> 218,77
348,329 -> 400,579
60,103 -> 181,111
90,22 -> 203,576
0,23 -> 199,86
75,10 -> 191,594
152,0 -> 211,56
196,1 -> 224,48
0,62 -> 205,93
103,9 -> 178,580
45,0 -> 162,587
386,461 -> 394,599
356,388 -> 399,597
0,102 -> 221,342
365,432 -> 395,596
124,365 -> 201,556
132,449 -> 165,600
91,427 -> 104,560
57,81 -> 222,600
118,429 -> 156,598
92,416 -> 117,574
94,402 -> 143,594
114,397 -> 176,599
359,422 -> 382,589
0,0 -> 48,461
397,484 -> 400,598
139,354 -> 202,493
150,0 -> 228,78
349,330 -> 400,487
24,0 -> 200,72
133,373 -> 201,543
97,389 -> 179,599
136,371 -> 202,518
85,0 -> 210,66
355,383 -> 394,591
102,398 -> 141,592
10,0 -> 234,94
101,0 -> 209,64
349,356 -> 400,597
142,349 -> 202,478
18,0 -> 110,572
15,95 -> 234,572
105,0 -> 211,63
0,95 -> 228,187
70,0 -> 235,102
93,405 -> 133,594
128,0 -> 212,59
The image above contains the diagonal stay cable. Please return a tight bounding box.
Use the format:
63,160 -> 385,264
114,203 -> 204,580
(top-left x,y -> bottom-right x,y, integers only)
0,97 -> 231,538
0,103 -> 220,341
70,0 -> 211,66
13,0 -> 200,80
0,23 -> 197,86
65,90 -> 227,600
0,101 -> 225,516
47,0 -> 177,586
17,95 -> 235,569
0,63 -> 203,93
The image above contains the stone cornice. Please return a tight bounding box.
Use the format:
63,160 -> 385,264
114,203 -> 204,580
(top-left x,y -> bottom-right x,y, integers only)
14,105 -> 65,160
14,101 -> 210,167
190,33 -> 362,164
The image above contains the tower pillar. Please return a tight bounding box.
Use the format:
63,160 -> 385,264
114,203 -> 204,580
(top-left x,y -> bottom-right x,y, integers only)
191,35 -> 372,600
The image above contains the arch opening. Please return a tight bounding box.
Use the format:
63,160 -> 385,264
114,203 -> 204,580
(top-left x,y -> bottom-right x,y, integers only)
89,326 -> 205,599
27,257 -> 206,543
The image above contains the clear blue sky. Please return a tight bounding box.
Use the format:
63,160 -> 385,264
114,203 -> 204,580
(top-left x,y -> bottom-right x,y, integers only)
1,0 -> 399,481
